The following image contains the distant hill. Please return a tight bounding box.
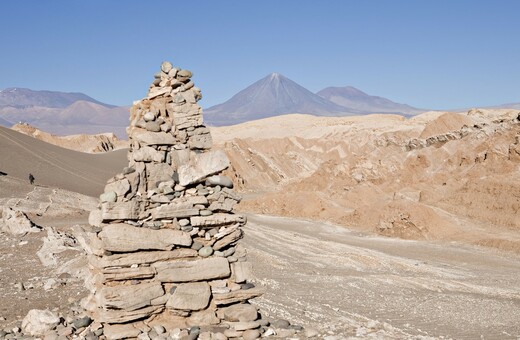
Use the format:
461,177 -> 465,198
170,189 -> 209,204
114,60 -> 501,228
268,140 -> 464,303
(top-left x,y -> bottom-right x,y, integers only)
204,73 -> 354,126
492,102 -> 520,110
316,86 -> 425,115
0,88 -> 129,138
0,87 -> 112,109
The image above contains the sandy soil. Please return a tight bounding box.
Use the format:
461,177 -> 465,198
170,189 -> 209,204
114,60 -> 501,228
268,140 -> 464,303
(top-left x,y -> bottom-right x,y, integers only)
244,214 -> 520,339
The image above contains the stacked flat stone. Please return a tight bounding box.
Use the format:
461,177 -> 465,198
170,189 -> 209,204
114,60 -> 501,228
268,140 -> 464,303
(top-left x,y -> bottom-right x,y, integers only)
84,61 -> 264,338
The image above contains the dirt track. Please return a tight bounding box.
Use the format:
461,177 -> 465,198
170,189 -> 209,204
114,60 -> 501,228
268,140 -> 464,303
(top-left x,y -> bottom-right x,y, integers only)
243,214 -> 520,339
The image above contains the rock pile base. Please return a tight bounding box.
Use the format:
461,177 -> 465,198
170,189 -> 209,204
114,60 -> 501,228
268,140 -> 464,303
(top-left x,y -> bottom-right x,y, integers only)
81,62 -> 275,339
8,305 -> 306,339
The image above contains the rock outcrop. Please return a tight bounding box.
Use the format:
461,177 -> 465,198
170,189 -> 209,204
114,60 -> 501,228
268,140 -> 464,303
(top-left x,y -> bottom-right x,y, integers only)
1,206 -> 41,235
12,122 -> 127,153
84,62 -> 263,337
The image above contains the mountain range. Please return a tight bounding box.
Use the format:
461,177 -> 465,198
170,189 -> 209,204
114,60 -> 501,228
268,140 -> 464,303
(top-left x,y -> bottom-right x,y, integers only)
317,86 -> 424,116
0,88 -> 129,137
204,73 -> 352,126
1,76 -> 518,132
0,87 -> 111,109
204,73 -> 425,125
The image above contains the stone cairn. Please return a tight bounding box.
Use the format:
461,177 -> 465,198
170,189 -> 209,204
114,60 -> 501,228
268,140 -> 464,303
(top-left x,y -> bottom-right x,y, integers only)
84,61 -> 267,339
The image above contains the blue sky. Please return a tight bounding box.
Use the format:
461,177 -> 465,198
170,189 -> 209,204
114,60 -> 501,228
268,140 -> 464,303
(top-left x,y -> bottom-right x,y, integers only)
1,1 -> 519,109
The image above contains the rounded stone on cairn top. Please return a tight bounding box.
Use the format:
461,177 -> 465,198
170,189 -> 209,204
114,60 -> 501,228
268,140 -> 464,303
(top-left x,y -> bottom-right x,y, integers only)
177,69 -> 193,78
161,61 -> 173,73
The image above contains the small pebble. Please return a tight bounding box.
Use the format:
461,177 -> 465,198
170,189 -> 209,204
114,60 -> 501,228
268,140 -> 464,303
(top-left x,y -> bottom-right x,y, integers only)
241,283 -> 255,290
271,319 -> 291,329
153,325 -> 166,334
73,316 -> 92,329
198,246 -> 214,257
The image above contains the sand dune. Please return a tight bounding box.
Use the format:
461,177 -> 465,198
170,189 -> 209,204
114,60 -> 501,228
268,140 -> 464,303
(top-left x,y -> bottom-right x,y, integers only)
0,126 -> 127,197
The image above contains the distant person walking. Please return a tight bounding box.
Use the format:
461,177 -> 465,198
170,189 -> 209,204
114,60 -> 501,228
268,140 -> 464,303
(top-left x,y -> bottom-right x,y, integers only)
29,173 -> 35,185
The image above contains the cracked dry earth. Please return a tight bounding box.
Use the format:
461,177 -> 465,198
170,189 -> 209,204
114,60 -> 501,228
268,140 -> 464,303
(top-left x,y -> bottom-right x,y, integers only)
243,214 -> 520,339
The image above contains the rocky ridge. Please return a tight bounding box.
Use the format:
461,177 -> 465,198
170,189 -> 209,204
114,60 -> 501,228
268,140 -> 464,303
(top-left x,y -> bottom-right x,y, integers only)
11,123 -> 127,153
213,109 -> 520,251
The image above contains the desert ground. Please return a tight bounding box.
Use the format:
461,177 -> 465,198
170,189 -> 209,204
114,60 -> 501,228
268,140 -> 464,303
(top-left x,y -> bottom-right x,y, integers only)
1,108 -> 519,339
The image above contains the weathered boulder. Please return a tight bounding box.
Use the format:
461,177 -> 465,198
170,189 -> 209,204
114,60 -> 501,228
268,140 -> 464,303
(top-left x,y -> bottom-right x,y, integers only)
97,305 -> 163,324
88,208 -> 102,227
105,178 -> 131,197
103,323 -> 142,340
101,201 -> 140,221
147,163 -> 175,187
242,329 -> 262,340
132,146 -> 166,162
206,175 -> 234,188
150,196 -> 207,219
190,213 -> 245,228
133,130 -> 176,145
93,249 -> 198,268
98,223 -> 192,252
155,257 -> 230,282
178,150 -> 230,186
213,229 -> 244,250
231,262 -> 253,283
220,304 -> 258,322
224,321 -> 261,331
101,266 -> 156,282
167,282 -> 211,310
21,309 -> 60,336
100,191 -> 117,203
97,281 -> 164,311
1,206 -> 41,235
187,309 -> 220,326
213,287 -> 265,306
189,129 -> 213,150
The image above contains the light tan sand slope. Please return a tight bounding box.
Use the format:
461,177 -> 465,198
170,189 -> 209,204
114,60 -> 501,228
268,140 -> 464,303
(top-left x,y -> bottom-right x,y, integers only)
0,126 -> 127,197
